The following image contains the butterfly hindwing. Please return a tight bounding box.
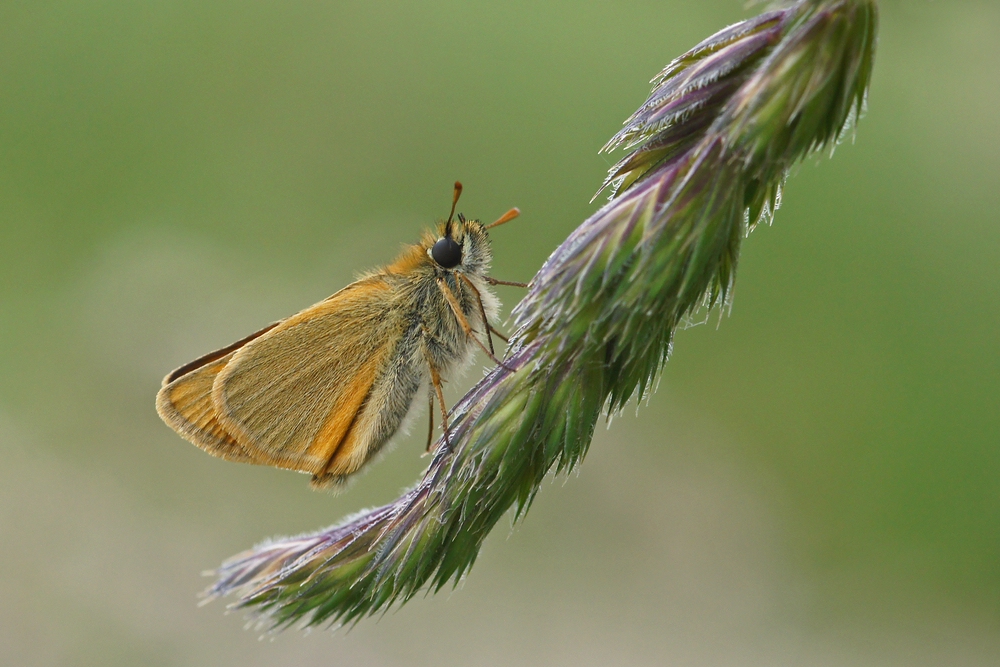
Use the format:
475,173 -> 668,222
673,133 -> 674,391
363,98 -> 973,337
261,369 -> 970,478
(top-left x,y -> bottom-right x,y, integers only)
156,322 -> 281,463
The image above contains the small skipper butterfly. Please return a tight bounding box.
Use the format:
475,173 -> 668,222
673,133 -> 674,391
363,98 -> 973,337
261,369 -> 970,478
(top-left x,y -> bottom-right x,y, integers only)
156,183 -> 524,489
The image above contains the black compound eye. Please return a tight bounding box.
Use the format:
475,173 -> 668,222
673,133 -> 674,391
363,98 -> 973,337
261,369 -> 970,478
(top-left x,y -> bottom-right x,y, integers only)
431,237 -> 462,268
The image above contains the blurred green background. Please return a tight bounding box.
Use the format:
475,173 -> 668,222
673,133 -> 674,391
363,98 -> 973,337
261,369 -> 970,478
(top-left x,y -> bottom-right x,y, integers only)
1,1 -> 998,665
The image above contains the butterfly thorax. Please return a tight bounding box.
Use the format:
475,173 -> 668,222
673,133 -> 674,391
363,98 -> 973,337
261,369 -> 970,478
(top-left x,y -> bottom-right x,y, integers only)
380,218 -> 499,376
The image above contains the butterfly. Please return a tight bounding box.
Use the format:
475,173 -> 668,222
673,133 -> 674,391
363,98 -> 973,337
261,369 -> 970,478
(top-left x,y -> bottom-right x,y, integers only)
156,183 -> 524,489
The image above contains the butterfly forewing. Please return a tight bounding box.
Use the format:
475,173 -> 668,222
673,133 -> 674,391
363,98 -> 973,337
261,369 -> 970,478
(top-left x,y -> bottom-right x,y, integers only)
162,321 -> 281,386
212,277 -> 404,477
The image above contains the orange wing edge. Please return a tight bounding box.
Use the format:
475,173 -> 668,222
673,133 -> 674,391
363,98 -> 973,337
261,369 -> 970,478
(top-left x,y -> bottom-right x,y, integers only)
156,321 -> 281,464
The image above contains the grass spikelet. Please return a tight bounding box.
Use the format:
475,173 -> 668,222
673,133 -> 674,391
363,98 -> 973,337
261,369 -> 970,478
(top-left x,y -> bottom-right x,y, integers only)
203,0 -> 879,629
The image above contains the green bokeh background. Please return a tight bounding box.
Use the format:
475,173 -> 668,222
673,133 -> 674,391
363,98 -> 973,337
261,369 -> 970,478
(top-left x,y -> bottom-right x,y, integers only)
1,1 -> 998,665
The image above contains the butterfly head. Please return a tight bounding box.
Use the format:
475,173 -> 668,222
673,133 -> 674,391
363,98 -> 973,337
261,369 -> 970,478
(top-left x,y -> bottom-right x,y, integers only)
428,213 -> 492,276
422,181 -> 496,277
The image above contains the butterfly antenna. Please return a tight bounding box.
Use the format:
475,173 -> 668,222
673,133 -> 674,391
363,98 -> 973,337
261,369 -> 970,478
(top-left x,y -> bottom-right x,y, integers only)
446,181 -> 463,233
485,207 -> 520,230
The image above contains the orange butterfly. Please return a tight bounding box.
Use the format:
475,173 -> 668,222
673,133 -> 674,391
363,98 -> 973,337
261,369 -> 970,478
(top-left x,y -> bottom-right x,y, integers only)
156,183 -> 523,489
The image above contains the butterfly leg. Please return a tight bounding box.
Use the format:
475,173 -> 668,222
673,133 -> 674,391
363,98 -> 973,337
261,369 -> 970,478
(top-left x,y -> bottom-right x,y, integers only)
427,355 -> 450,450
425,389 -> 435,453
420,326 -> 451,451
489,325 -> 509,343
455,273 -> 513,347
485,277 -> 528,288
456,272 -> 497,356
436,277 -> 514,372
